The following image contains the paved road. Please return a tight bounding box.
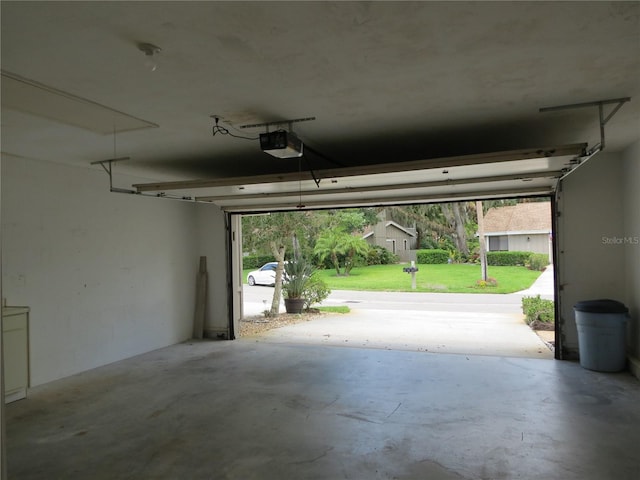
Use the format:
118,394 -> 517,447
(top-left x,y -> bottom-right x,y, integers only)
243,266 -> 555,316
245,287 -> 524,315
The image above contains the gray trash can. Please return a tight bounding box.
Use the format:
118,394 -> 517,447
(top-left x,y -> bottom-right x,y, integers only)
574,299 -> 629,372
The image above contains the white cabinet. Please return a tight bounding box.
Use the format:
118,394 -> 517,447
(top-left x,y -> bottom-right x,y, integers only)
3,307 -> 30,403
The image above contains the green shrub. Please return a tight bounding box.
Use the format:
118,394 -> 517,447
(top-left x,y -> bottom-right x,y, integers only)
448,249 -> 465,264
366,245 -> 399,265
284,257 -> 315,299
350,253 -> 369,269
420,237 -> 439,249
417,249 -> 449,264
303,274 -> 331,311
314,253 -> 333,270
522,295 -> 555,325
487,251 -> 531,266
528,253 -> 549,271
242,255 -> 275,270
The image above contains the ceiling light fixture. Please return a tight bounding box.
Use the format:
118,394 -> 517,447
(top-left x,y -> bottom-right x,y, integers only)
138,42 -> 161,71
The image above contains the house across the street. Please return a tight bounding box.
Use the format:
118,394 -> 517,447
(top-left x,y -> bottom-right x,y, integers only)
483,201 -> 552,260
362,209 -> 418,262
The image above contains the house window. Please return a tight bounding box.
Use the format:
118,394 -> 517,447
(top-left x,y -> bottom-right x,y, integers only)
489,236 -> 509,251
403,239 -> 408,250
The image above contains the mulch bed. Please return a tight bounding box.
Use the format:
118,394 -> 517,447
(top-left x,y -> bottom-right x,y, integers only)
239,309 -> 325,337
530,320 -> 555,331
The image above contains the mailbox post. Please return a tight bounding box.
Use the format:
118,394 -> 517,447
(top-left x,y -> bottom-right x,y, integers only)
402,260 -> 419,290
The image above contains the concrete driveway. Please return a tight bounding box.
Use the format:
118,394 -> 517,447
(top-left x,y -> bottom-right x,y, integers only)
242,267 -> 555,359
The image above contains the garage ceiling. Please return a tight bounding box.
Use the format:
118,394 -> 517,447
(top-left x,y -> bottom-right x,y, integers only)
1,1 -> 638,211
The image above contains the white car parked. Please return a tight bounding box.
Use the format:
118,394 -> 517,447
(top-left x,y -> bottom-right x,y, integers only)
247,262 -> 285,286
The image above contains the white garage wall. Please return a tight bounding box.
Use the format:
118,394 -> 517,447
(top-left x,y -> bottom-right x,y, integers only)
622,140 -> 640,378
556,152 -> 625,359
2,156 -> 199,386
195,203 -> 230,338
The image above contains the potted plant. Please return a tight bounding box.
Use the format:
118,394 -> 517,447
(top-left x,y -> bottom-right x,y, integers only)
283,256 -> 314,314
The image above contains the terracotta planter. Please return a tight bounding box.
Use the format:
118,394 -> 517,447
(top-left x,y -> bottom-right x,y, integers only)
284,298 -> 306,314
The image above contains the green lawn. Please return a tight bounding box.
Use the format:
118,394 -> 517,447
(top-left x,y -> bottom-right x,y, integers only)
245,263 -> 542,294
317,306 -> 350,314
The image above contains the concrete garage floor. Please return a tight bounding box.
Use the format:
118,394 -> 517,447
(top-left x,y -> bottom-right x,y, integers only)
6,340 -> 640,479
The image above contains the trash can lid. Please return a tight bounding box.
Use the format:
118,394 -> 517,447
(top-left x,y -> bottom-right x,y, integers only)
573,299 -> 628,314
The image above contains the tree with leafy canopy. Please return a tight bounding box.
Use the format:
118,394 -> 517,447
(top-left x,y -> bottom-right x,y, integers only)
242,211 -> 314,315
387,203 -> 479,259
242,208 -> 379,310
322,208 -> 379,233
244,208 -> 376,260
314,227 -> 370,276
387,205 -> 452,249
440,202 -> 474,256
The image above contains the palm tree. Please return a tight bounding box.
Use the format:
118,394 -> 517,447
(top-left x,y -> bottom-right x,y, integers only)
314,228 -> 371,276
340,235 -> 370,276
314,229 -> 344,275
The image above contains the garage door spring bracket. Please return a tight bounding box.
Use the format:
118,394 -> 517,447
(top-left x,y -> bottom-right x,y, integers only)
91,156 -> 199,202
90,156 -> 136,194
539,97 -> 631,154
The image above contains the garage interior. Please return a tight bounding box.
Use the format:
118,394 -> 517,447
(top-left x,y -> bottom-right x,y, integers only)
1,2 -> 639,479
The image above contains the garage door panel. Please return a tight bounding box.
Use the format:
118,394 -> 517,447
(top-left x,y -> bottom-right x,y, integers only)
133,144 -> 585,211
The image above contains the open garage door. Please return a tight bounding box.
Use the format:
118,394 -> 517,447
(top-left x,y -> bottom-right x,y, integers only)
133,145 -> 578,354
133,144 -> 586,212
236,198 -> 557,360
